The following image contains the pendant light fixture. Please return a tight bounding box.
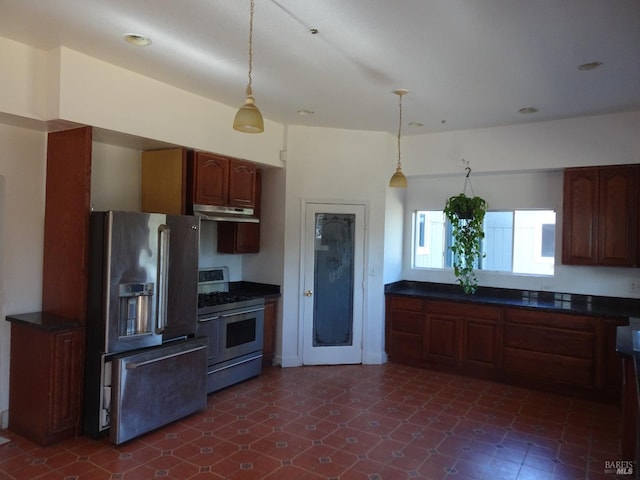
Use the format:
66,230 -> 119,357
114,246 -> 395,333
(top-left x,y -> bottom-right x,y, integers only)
389,89 -> 408,188
233,0 -> 264,133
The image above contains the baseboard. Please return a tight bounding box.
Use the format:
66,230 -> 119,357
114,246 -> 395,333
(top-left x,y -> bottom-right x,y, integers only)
279,355 -> 302,368
363,351 -> 388,365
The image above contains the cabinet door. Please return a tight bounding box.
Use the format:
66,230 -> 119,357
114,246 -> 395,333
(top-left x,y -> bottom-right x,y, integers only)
50,330 -> 83,434
141,148 -> 187,215
423,312 -> 459,365
462,318 -> 501,370
191,152 -> 229,205
562,168 -> 598,265
218,223 -> 260,253
597,165 -> 638,266
228,159 -> 257,208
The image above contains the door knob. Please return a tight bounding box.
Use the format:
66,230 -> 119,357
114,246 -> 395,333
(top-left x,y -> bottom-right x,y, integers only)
304,290 -> 313,297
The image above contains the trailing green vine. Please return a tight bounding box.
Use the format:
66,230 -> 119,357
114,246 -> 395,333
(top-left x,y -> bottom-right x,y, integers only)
444,193 -> 488,294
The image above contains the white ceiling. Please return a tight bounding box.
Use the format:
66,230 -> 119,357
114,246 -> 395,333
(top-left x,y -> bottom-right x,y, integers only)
1,0 -> 639,135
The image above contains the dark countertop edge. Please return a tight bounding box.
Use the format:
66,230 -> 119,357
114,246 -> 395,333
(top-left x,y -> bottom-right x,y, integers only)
230,281 -> 281,298
385,280 -> 640,319
5,312 -> 85,331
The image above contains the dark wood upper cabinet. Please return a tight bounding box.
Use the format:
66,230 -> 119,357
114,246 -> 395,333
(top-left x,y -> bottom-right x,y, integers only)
142,149 -> 258,212
189,151 -> 230,206
562,164 -> 638,267
228,158 -> 257,208
597,165 -> 638,265
141,148 -> 262,252
188,151 -> 256,208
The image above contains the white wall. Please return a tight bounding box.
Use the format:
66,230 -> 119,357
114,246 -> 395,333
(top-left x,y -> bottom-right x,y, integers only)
0,124 -> 47,428
0,36 -> 286,169
242,166 -> 287,287
403,111 -> 640,176
91,142 -> 142,211
281,125 -> 393,367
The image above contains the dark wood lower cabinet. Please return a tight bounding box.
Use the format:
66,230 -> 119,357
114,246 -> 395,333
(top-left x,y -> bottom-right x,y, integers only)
262,298 -> 278,366
424,311 -> 458,365
8,320 -> 84,445
385,296 -> 423,362
503,309 -> 596,388
385,294 -> 625,400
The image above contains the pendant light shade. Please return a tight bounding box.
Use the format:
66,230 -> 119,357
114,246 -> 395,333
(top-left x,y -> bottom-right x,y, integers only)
233,96 -> 264,133
234,0 -> 264,133
389,166 -> 408,188
389,89 -> 408,188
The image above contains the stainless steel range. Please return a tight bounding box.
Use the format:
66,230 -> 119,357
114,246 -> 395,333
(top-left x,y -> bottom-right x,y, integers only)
197,267 -> 264,393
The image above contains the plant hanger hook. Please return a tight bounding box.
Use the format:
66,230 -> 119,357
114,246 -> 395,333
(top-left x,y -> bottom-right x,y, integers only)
462,159 -> 475,196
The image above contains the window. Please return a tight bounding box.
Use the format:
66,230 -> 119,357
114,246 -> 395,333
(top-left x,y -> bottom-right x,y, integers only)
412,210 -> 556,275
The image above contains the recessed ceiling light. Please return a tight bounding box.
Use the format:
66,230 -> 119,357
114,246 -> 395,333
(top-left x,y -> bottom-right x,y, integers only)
518,107 -> 538,114
123,33 -> 152,47
577,61 -> 603,71
298,109 -> 314,116
408,122 -> 423,128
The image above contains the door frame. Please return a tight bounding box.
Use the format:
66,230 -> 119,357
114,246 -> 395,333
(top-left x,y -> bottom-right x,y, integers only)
298,199 -> 369,365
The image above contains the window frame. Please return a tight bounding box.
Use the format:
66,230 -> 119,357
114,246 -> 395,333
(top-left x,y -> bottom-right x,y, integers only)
411,208 -> 556,277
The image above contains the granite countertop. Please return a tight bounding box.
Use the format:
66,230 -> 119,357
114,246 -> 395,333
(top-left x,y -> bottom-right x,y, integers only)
5,312 -> 84,331
386,281 -> 640,318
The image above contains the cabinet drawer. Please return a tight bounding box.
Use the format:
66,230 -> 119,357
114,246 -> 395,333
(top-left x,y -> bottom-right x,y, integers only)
390,310 -> 422,334
504,323 -> 594,358
390,296 -> 423,312
504,348 -> 594,387
426,301 -> 500,321
505,308 -> 594,332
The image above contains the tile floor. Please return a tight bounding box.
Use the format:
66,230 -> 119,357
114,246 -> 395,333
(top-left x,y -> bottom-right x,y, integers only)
0,363 -> 625,480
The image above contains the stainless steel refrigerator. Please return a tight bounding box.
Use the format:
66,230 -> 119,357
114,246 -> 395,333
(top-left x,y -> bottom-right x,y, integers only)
83,211 -> 207,444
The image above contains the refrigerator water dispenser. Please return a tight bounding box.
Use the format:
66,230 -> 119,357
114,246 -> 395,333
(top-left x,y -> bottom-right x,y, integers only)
118,283 -> 154,336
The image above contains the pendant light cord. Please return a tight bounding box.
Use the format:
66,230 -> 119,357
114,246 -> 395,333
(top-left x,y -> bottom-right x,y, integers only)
396,93 -> 403,169
246,0 -> 255,98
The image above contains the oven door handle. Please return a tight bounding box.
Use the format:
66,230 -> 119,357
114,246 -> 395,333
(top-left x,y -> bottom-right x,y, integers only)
220,307 -> 265,317
198,315 -> 220,323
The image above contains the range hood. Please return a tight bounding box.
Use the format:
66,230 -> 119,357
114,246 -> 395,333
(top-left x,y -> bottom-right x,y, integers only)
192,204 -> 259,223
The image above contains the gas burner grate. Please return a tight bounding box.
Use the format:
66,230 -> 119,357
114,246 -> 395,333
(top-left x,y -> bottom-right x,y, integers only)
198,292 -> 253,308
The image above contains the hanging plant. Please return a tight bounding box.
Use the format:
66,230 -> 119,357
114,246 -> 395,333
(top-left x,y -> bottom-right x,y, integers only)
443,165 -> 488,294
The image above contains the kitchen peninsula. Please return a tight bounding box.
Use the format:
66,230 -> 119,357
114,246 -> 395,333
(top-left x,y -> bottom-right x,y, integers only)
385,281 -> 640,401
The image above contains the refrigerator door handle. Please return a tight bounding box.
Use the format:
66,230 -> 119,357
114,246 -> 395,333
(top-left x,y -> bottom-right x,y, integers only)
156,224 -> 170,333
126,345 -> 207,369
